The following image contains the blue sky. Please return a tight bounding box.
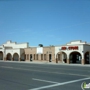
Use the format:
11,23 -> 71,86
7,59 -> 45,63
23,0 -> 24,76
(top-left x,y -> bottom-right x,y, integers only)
0,0 -> 90,46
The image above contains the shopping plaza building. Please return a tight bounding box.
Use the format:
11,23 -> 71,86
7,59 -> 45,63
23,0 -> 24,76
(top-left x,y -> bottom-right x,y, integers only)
0,40 -> 90,65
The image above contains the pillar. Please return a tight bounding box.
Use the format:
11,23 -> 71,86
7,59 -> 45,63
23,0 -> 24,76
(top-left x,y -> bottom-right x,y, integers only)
19,58 -> 21,61
4,57 -> 6,61
25,54 -> 26,60
35,54 -> 37,60
12,58 -> 13,61
81,59 -> 85,65
38,54 -> 41,61
67,59 -> 70,64
81,52 -> 85,65
60,52 -> 63,63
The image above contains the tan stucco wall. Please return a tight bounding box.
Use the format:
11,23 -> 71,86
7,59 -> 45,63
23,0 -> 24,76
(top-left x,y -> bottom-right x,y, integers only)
24,46 -> 55,62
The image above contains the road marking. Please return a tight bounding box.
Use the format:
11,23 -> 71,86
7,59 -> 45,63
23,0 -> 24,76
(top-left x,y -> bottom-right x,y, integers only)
1,66 -> 13,69
32,78 -> 59,84
0,66 -> 89,77
15,64 -> 89,72
30,77 -> 90,90
13,69 -> 90,77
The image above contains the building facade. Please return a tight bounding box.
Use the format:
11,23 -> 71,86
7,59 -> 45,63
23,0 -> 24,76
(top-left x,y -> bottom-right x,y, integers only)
24,46 -> 55,62
55,40 -> 90,64
0,40 -> 29,61
0,40 -> 90,65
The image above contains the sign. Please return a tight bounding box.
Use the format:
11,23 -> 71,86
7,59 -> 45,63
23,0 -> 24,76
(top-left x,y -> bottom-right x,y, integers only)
37,47 -> 43,54
61,46 -> 78,50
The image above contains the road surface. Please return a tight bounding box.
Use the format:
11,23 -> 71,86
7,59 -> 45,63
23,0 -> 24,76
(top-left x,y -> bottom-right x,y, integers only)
0,61 -> 90,90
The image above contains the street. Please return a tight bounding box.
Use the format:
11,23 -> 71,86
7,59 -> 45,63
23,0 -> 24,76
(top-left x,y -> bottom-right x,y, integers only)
0,61 -> 90,90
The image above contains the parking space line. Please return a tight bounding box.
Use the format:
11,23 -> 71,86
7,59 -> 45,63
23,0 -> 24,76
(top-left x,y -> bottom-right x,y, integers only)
30,77 -> 90,90
32,78 -> 59,84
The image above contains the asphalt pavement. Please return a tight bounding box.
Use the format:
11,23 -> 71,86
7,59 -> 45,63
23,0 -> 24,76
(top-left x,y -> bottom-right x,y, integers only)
0,61 -> 90,90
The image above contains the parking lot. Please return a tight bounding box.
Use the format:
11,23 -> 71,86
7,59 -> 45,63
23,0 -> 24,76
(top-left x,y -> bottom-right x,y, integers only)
0,61 -> 90,90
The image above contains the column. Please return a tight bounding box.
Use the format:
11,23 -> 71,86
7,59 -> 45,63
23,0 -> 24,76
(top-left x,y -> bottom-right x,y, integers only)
60,52 -> 62,63
67,59 -> 70,64
12,58 -> 13,61
4,57 -> 6,61
19,57 -> 21,61
35,54 -> 36,60
3,49 -> 6,61
67,54 -> 70,64
81,59 -> 85,65
26,54 -> 27,60
38,54 -> 41,61
81,53 -> 85,65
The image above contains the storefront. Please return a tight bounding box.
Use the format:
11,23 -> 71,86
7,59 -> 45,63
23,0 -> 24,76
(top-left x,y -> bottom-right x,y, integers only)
0,40 -> 28,61
55,40 -> 90,64
0,40 -> 90,65
24,46 -> 55,62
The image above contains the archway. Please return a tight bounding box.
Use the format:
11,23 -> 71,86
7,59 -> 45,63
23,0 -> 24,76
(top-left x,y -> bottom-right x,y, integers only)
84,52 -> 89,64
13,53 -> 19,61
0,51 -> 3,60
30,54 -> 32,61
69,51 -> 82,64
21,53 -> 25,61
6,53 -> 12,60
56,52 -> 67,63
49,54 -> 52,62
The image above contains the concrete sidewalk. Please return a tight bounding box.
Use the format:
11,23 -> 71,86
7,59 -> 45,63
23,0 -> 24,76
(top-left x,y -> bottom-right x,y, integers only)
0,60 -> 90,67
25,60 -> 90,67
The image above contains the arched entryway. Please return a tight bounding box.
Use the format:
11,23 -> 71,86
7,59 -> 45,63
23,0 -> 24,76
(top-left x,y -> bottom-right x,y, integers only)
56,52 -> 67,63
21,53 -> 25,61
6,53 -> 12,60
49,54 -> 52,62
0,51 -> 3,60
69,51 -> 82,64
84,52 -> 89,64
30,54 -> 32,61
13,53 -> 19,61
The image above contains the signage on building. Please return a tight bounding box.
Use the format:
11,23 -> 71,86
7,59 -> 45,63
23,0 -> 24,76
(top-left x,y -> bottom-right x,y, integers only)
61,46 -> 78,50
37,47 -> 43,54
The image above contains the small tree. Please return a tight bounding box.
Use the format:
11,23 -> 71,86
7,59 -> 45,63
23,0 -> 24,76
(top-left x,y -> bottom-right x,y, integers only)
38,44 -> 43,47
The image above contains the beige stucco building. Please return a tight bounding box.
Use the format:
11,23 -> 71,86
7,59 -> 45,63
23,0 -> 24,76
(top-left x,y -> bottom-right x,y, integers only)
0,40 -> 28,61
55,40 -> 90,64
24,46 -> 55,62
0,40 -> 90,65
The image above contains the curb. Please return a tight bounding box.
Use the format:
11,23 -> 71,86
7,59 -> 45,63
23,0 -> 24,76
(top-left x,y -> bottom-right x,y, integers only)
0,60 -> 90,67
